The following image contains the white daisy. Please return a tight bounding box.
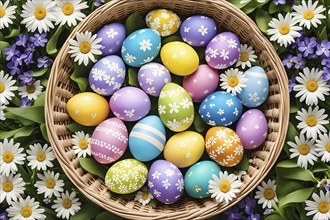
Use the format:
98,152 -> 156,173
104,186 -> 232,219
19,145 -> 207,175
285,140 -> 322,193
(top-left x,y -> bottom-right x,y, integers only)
21,0 -> 57,33
305,191 -> 330,220
71,131 -> 91,158
134,186 -> 154,205
52,191 -> 81,220
315,132 -> 330,163
34,171 -> 64,198
255,179 -> 278,209
293,67 -> 330,106
0,138 -> 26,176
292,0 -> 326,30
0,104 -> 6,121
0,0 -> 17,29
296,106 -> 328,139
54,0 -> 88,27
208,171 -> 242,204
235,44 -> 258,69
287,134 -> 318,169
69,31 -> 102,66
26,143 -> 55,171
0,70 -> 18,105
220,68 -> 247,95
267,13 -> 302,47
18,80 -> 43,101
0,173 -> 25,205
6,196 -> 45,220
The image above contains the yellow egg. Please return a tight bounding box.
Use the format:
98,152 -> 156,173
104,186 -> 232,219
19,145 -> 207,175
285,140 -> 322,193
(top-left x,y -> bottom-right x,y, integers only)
164,131 -> 204,168
66,92 -> 110,126
161,41 -> 199,76
145,9 -> 181,37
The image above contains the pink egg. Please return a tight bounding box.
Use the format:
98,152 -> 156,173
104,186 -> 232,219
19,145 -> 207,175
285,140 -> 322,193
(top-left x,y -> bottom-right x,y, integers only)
236,109 -> 268,150
182,64 -> 219,102
91,117 -> 128,164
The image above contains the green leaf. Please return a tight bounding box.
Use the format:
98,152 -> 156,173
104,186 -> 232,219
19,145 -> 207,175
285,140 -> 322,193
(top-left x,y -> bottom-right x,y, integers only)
46,26 -> 63,55
148,198 -> 158,208
236,151 -> 249,171
264,213 -> 283,220
33,68 -> 48,77
276,159 -> 298,169
0,41 -> 9,50
311,163 -> 330,173
127,68 -> 139,87
78,158 -> 107,179
71,204 -> 102,220
276,166 -> 316,182
40,123 -> 49,142
0,124 -> 35,139
319,26 -> 328,41
34,91 -> 45,106
193,112 -> 207,133
255,8 -> 272,33
125,12 -> 147,35
162,34 -> 183,45
227,0 -> 250,9
242,0 -> 270,14
95,212 -> 124,220
285,122 -> 298,142
17,165 -> 32,182
66,122 -> 95,134
5,27 -> 20,38
6,106 -> 45,124
276,177 -> 307,201
268,2 -> 292,14
278,187 -> 314,208
71,76 -> 88,92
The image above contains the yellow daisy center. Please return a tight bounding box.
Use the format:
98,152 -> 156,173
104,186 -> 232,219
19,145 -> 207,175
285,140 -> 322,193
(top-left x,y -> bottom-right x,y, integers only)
306,116 -> 317,127
63,199 -> 72,209
34,7 -> 47,20
20,207 -> 32,218
2,152 -> 14,163
62,3 -> 74,15
79,42 -> 91,54
326,143 -> 330,152
306,80 -> 318,92
0,82 -> 5,93
36,151 -> 46,162
279,24 -> 290,35
318,201 -> 329,213
79,139 -> 88,150
0,7 -> 6,18
298,144 -> 310,155
26,85 -> 36,94
142,192 -> 149,200
264,188 -> 275,200
46,179 -> 55,189
228,76 -> 239,87
240,52 -> 250,62
304,10 -> 315,20
219,181 -> 231,193
2,181 -> 13,192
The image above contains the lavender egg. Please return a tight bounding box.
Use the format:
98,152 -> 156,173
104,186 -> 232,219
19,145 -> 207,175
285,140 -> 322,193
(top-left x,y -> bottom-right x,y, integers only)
89,55 -> 126,96
109,87 -> 151,122
96,22 -> 126,56
180,15 -> 217,47
138,62 -> 172,97
148,160 -> 184,204
205,32 -> 240,69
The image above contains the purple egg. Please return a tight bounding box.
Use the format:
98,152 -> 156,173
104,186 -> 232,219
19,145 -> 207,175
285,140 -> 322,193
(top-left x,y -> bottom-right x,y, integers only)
138,62 -> 172,97
96,22 -> 126,56
236,109 -> 268,150
89,55 -> 126,96
205,32 -> 240,69
180,15 -> 217,47
148,160 -> 184,204
109,87 -> 151,122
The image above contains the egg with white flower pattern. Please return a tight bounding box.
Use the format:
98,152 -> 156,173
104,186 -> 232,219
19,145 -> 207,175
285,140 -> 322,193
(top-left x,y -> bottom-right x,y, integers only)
237,66 -> 269,108
148,160 -> 184,204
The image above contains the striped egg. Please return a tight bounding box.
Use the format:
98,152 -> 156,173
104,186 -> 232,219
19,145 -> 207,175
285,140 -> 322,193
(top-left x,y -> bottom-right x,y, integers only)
129,115 -> 166,162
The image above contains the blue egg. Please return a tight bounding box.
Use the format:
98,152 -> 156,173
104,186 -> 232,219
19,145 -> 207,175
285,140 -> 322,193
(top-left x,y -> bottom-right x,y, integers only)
238,66 -> 269,108
184,161 -> 221,199
199,91 -> 243,126
121,28 -> 161,68
129,115 -> 166,161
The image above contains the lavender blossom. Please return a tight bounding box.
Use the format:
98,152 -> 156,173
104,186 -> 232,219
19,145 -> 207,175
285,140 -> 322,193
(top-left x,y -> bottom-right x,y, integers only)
18,71 -> 33,86
30,33 -> 48,47
316,40 -> 330,58
224,207 -> 242,220
94,0 -> 105,7
20,97 -> 32,107
247,213 -> 260,220
12,54 -> 28,66
298,37 -> 317,58
238,197 -> 257,215
24,43 -> 36,55
6,61 -> 21,75
282,54 -> 294,69
15,34 -> 30,47
37,56 -> 53,68
273,0 -> 286,5
3,44 -> 20,61
0,211 -> 8,220
292,54 -> 306,69
289,76 -> 296,93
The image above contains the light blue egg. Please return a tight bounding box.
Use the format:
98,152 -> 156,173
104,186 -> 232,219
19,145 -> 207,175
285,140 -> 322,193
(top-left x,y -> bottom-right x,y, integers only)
184,161 -> 221,199
199,91 -> 243,126
129,115 -> 166,161
121,28 -> 161,68
238,66 -> 269,108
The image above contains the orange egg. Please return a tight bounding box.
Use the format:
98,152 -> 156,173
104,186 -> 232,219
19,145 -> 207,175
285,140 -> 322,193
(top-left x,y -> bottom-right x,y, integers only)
205,126 -> 244,167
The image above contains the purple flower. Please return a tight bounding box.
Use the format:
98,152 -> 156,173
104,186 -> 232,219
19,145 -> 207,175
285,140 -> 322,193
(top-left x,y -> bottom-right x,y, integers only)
3,44 -> 20,61
94,0 -> 105,7
37,56 -> 53,68
0,211 -> 8,220
247,213 -> 260,220
316,40 -> 330,57
20,97 -> 32,107
18,71 -> 33,86
273,0 -> 286,5
24,53 -> 34,66
298,37 -> 317,58
224,207 -> 242,220
282,54 -> 294,69
289,76 -> 296,93
238,197 -> 256,215
6,61 -> 21,75
263,208 -> 271,215
15,34 -> 30,47
292,54 -> 306,69
290,32 -> 304,49
30,33 -> 48,47
24,43 -> 36,55
12,54 -> 28,66
322,58 -> 330,68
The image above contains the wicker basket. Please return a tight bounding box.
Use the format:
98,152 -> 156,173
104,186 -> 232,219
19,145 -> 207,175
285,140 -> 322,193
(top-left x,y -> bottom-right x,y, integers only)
45,0 -> 290,219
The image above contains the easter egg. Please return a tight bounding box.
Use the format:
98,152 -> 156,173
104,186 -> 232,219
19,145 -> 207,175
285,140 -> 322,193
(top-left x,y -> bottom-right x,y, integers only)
160,41 -> 199,76
158,83 -> 194,132
96,22 -> 126,56
89,55 -> 126,96
121,28 -> 161,67
182,64 -> 219,102
105,159 -> 148,194
129,115 -> 166,161
199,91 -> 243,126
110,87 -> 151,122
138,62 -> 172,96
148,160 -> 184,204
145,9 -> 181,37
66,92 -> 110,126
236,109 -> 268,149
164,131 -> 204,168
205,32 -> 240,69
90,117 -> 128,164
184,161 -> 221,199
205,127 -> 244,167
180,15 -> 217,47
237,66 -> 269,107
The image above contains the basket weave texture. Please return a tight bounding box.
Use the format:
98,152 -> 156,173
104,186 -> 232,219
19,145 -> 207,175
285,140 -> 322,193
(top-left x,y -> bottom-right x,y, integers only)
45,0 -> 290,219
